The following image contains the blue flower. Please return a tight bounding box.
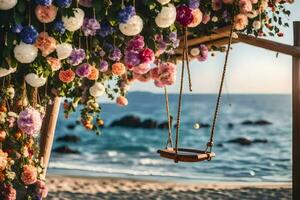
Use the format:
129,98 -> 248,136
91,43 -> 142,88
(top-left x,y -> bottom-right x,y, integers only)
53,20 -> 66,34
98,22 -> 114,38
54,0 -> 72,8
189,0 -> 200,9
12,24 -> 23,34
35,0 -> 53,6
19,26 -> 39,44
118,6 -> 136,23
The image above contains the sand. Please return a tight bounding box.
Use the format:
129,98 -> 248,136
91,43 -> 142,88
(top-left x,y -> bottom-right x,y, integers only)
46,175 -> 291,200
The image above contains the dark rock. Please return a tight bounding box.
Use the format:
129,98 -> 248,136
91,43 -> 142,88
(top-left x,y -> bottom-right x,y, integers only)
228,137 -> 252,145
158,122 -> 169,129
53,145 -> 80,154
56,134 -> 81,143
66,124 -> 76,130
110,115 -> 141,128
253,139 -> 268,143
241,120 -> 272,126
141,119 -> 157,129
200,123 -> 211,128
227,123 -> 234,129
217,143 -> 224,147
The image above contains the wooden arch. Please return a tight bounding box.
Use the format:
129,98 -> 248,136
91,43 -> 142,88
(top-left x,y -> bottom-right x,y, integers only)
39,21 -> 300,200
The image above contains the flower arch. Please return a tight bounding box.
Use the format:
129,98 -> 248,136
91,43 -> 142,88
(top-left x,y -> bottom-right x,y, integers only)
0,0 -> 293,199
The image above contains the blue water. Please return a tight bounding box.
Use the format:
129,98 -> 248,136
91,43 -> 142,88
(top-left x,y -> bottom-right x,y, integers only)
48,93 -> 292,183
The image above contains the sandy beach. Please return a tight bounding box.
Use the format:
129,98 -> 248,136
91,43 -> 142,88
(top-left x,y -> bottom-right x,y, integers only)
46,176 -> 291,200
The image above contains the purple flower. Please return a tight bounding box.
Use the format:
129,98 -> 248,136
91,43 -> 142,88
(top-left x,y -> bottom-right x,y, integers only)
98,22 -> 115,38
17,107 -> 42,136
169,32 -> 177,43
68,48 -> 86,66
124,50 -> 141,67
118,6 -> 136,23
82,18 -> 100,37
99,60 -> 109,72
189,0 -> 200,9
176,5 -> 194,26
197,44 -> 209,61
76,63 -> 91,77
126,35 -> 145,51
20,26 -> 39,44
99,50 -> 106,57
222,10 -> 230,22
108,47 -> 122,61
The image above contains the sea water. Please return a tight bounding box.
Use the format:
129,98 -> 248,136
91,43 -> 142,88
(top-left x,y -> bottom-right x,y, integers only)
48,92 -> 292,183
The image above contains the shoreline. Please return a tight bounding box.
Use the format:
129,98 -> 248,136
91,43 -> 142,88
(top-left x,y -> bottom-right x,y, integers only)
46,175 -> 292,200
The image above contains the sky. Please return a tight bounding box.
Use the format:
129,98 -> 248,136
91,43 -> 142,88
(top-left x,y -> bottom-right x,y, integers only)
130,2 -> 300,94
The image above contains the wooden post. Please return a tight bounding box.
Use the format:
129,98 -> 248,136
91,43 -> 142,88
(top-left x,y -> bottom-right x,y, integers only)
293,21 -> 300,200
39,96 -> 61,177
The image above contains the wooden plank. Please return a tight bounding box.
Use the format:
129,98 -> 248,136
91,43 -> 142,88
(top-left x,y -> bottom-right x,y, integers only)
236,33 -> 300,57
292,21 -> 300,200
39,96 -> 61,178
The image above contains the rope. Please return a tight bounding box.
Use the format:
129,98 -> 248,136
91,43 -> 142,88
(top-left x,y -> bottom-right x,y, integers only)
174,29 -> 187,157
164,87 -> 173,148
184,28 -> 193,92
207,24 -> 234,153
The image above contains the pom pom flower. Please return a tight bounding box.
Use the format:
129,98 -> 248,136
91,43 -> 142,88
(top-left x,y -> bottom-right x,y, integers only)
82,18 -> 100,36
56,43 -> 73,60
155,4 -> 177,28
176,5 -> 194,26
62,8 -> 85,32
14,43 -> 38,64
25,73 -> 47,88
89,82 -> 105,97
35,32 -> 57,57
59,69 -> 75,83
35,4 -> 58,23
68,48 -> 86,66
19,26 -> 39,44
118,6 -> 136,23
17,107 -> 42,136
0,0 -> 17,10
119,15 -> 143,36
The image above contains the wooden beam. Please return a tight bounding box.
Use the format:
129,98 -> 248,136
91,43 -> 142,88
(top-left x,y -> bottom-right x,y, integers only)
292,21 -> 300,200
39,96 -> 61,178
236,33 -> 300,57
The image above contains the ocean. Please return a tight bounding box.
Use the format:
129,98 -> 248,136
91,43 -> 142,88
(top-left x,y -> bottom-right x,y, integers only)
48,93 -> 292,183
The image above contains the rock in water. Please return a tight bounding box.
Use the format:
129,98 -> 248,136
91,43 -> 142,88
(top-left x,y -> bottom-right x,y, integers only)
228,137 -> 252,145
141,119 -> 157,129
110,115 -> 141,128
67,124 -> 77,130
53,145 -> 80,154
241,120 -> 272,126
56,134 -> 81,143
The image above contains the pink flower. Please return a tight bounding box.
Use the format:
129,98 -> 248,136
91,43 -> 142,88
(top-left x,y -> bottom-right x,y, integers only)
36,180 -> 48,198
35,5 -> 58,23
212,0 -> 222,11
47,57 -> 61,71
151,62 -> 177,87
116,96 -> 128,106
234,14 -> 248,30
21,165 -> 37,185
197,45 -> 209,62
17,107 -> 42,136
35,32 -> 57,57
5,185 -> 16,200
202,13 -> 211,24
133,72 -> 152,82
188,9 -> 203,28
176,5 -> 194,26
139,48 -> 154,64
132,63 -> 151,75
239,0 -> 253,14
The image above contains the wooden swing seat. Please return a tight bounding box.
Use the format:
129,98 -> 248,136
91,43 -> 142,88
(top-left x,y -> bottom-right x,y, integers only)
157,148 -> 215,163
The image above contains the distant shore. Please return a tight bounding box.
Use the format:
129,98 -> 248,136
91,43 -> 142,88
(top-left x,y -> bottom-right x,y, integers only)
46,175 -> 291,200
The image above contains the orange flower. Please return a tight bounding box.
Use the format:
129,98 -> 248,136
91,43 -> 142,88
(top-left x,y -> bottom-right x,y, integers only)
116,96 -> 128,106
35,32 -> 57,57
87,67 -> 99,80
0,150 -> 8,171
47,57 -> 61,71
0,130 -> 6,142
112,62 -> 126,76
21,165 -> 37,185
0,170 -> 5,182
59,69 -> 75,83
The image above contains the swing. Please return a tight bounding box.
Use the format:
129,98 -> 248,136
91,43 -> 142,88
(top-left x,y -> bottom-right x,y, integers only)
157,25 -> 234,163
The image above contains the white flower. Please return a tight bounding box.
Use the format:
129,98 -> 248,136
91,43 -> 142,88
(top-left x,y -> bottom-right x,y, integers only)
119,15 -> 143,36
156,0 -> 171,5
14,43 -> 38,64
190,48 -> 200,57
246,10 -> 259,19
212,16 -> 218,22
155,4 -> 176,28
252,20 -> 262,30
62,8 -> 85,32
56,43 -> 73,60
25,73 -> 47,88
0,67 -> 16,78
0,0 -> 17,10
89,82 -> 105,97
